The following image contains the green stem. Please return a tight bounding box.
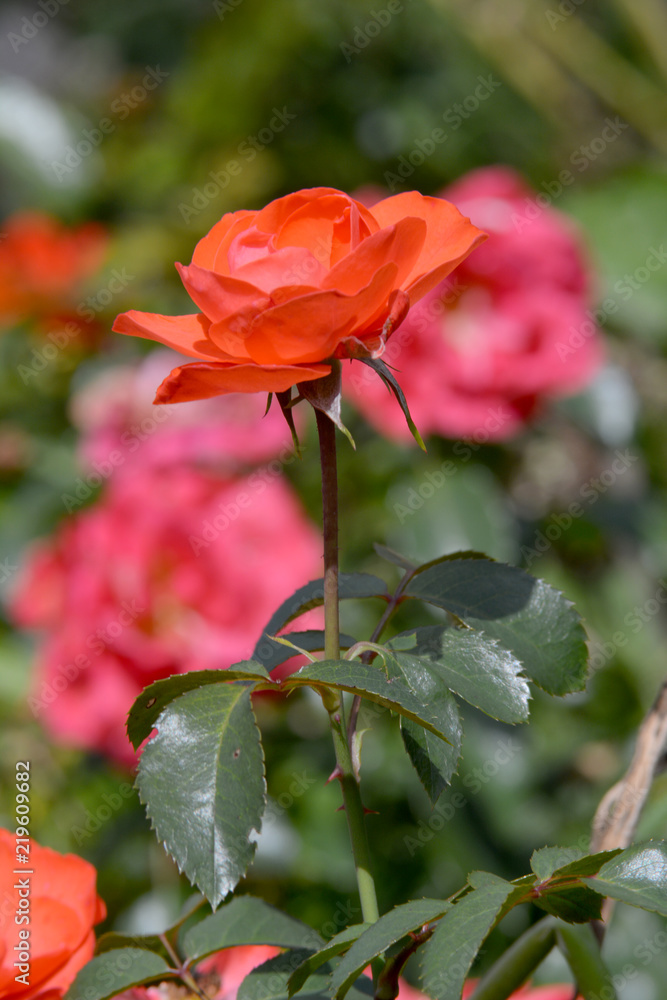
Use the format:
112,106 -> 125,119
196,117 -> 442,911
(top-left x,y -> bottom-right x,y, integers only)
315,408 -> 380,926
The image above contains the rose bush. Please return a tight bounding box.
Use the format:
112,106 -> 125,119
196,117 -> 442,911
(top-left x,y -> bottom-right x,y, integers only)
10,462 -> 321,765
113,187 -> 484,402
344,167 -> 602,441
0,829 -> 106,999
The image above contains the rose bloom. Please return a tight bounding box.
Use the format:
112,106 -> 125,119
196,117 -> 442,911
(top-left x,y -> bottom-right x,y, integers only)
113,187 -> 484,402
0,212 -> 107,330
10,462 -> 321,765
344,167 -> 602,441
70,350 -> 300,476
0,829 -> 106,1000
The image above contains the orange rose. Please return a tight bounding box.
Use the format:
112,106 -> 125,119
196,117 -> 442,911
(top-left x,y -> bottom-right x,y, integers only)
113,187 -> 485,402
0,829 -> 106,999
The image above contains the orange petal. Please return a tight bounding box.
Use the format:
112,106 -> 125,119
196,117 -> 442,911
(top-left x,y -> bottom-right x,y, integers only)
274,195 -> 378,267
154,361 -> 331,402
233,245 -> 328,292
254,187 -> 356,233
176,262 -> 270,321
191,209 -> 256,272
321,217 -> 426,296
113,310 -> 232,361
369,192 -> 487,301
245,263 -> 400,365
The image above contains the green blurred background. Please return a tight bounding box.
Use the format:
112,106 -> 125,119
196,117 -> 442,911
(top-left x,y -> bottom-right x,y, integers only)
1,0 -> 667,992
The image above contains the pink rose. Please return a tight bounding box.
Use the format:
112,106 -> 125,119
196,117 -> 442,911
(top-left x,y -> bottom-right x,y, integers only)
344,167 -> 602,441
10,463 -> 321,765
70,350 -> 299,476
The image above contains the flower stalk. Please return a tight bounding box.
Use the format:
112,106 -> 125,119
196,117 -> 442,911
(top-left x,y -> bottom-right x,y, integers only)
315,405 -> 380,926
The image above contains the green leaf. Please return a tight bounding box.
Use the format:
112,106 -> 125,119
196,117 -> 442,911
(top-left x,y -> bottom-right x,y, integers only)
531,846 -> 587,881
253,631 -> 356,671
94,932 -> 168,959
64,949 -> 174,1000
358,357 -> 425,450
136,682 -> 265,909
238,950 -> 374,1000
380,640 -> 463,800
127,664 -> 271,750
254,574 -> 389,657
330,899 -> 450,1000
421,878 -> 514,1000
531,846 -> 622,881
555,923 -> 617,1000
387,626 -> 530,724
404,557 -> 588,695
582,841 -> 667,915
550,849 -> 622,879
533,886 -> 603,923
181,895 -> 322,962
284,660 -> 453,742
288,924 -> 371,997
400,701 -> 462,803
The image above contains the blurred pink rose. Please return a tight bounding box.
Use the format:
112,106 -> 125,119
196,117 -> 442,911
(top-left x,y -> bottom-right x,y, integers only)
10,463 -> 321,765
345,167 -> 602,441
117,945 -> 281,1000
71,350 -> 298,476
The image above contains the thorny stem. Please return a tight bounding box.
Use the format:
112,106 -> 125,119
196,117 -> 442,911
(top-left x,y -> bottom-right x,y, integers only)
315,407 -> 380,926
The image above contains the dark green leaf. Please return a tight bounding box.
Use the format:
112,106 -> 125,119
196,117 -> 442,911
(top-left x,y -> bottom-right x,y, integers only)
531,846 -> 587,881
288,924 -> 371,997
181,896 -> 322,962
382,644 -> 463,800
582,841 -> 667,915
127,664 -> 271,750
400,704 -> 462,803
331,899 -> 450,999
556,923 -> 617,1000
254,575 -> 389,657
534,886 -> 603,923
94,932 -> 167,959
404,558 -> 588,695
239,950 -> 374,1000
358,357 -> 425,450
387,626 -> 530,724
550,849 -> 622,879
137,682 -> 265,909
284,660 -> 453,742
64,949 -> 174,1000
421,877 -> 514,1000
253,631 -> 356,671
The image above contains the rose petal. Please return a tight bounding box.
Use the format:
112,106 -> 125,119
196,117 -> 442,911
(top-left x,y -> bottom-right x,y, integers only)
245,263 -> 400,365
370,192 -> 486,301
191,210 -> 256,273
155,362 -> 331,403
274,195 -> 378,267
113,310 -> 233,361
233,245 -> 329,293
322,217 -> 426,296
176,263 -> 270,323
254,187 -> 361,233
